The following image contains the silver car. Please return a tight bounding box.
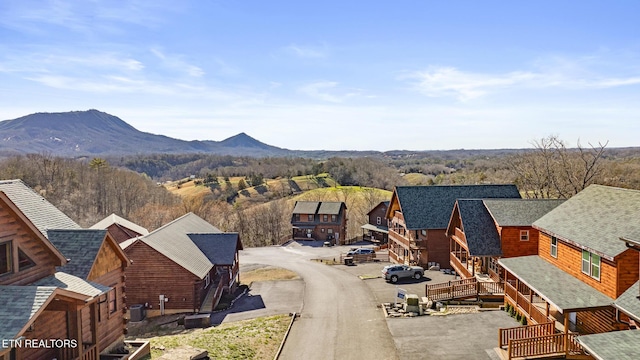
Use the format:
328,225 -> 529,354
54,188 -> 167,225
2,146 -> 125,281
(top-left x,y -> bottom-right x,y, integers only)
382,264 -> 424,283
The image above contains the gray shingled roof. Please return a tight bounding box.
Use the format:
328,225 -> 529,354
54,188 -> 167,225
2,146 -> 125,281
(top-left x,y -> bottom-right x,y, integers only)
0,179 -> 80,237
614,281 -> 640,322
0,286 -> 57,348
533,185 -> 640,259
189,233 -> 242,265
483,199 -> 566,226
395,185 -> 521,230
317,202 -> 344,215
90,213 -> 149,235
138,212 -> 221,279
292,201 -> 320,214
47,229 -> 107,279
33,272 -> 110,297
577,330 -> 640,360
499,256 -> 614,312
456,200 -> 502,256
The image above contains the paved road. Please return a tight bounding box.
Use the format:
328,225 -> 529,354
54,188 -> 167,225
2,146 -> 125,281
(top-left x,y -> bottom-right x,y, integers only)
241,244 -> 398,360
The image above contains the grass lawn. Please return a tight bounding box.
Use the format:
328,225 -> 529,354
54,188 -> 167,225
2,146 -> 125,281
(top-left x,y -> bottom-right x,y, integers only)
241,266 -> 299,285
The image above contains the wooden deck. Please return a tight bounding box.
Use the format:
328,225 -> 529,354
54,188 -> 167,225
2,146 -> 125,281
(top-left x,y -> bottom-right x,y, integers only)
426,277 -> 504,301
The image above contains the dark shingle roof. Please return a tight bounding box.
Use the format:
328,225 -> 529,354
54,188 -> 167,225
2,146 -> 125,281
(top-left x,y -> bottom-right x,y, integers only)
0,286 -> 57,347
483,199 -> 566,226
577,330 -> 640,360
47,229 -> 107,279
614,281 -> 640,322
533,185 -> 640,259
136,213 -> 221,279
456,200 -> 502,256
292,201 -> 320,214
0,179 -> 80,236
189,233 -> 242,265
499,256 -> 614,312
395,185 -> 521,230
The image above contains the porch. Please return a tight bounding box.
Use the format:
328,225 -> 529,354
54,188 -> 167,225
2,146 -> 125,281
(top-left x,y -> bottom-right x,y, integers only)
450,227 -> 501,279
426,277 -> 504,302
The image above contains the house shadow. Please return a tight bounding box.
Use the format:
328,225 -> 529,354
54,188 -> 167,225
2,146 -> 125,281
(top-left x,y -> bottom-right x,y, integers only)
209,293 -> 266,326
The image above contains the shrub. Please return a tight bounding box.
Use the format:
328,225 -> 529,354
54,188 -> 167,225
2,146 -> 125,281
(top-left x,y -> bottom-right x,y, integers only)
505,304 -> 511,313
516,313 -> 522,322
521,316 -> 528,326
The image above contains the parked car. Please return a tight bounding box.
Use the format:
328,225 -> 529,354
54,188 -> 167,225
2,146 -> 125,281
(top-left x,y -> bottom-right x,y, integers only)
382,264 -> 424,283
347,248 -> 375,256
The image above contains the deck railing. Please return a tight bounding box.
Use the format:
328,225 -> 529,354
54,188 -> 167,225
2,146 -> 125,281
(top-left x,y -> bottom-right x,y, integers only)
426,277 -> 503,302
506,333 -> 583,359
499,322 -> 555,348
504,281 -> 550,325
450,252 -> 473,278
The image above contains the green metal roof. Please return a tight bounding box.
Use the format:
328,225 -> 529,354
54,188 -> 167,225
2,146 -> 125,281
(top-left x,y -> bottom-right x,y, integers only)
533,185 -> 640,259
394,185 -> 521,230
498,255 -> 614,312
47,229 -> 107,279
577,330 -> 640,360
483,199 -> 565,226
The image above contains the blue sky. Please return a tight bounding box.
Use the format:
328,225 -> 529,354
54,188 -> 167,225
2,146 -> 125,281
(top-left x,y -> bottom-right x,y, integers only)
1,1 -> 639,151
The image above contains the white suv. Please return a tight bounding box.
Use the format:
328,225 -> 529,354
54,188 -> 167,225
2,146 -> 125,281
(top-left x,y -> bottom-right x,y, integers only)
347,248 -> 375,256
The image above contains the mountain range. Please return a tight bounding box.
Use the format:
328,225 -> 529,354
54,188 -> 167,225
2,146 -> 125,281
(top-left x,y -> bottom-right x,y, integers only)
0,110 -> 291,157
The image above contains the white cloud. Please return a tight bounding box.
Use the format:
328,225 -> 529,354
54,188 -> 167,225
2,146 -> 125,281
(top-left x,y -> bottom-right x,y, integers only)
298,81 -> 361,103
406,61 -> 640,101
150,48 -> 204,77
285,44 -> 328,59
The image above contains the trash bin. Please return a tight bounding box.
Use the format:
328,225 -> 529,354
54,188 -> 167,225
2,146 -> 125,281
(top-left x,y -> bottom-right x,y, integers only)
344,256 -> 353,266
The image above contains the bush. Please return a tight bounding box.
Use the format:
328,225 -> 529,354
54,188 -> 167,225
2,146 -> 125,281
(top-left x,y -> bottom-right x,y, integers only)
505,303 -> 511,313
521,316 -> 528,326
516,313 -> 522,322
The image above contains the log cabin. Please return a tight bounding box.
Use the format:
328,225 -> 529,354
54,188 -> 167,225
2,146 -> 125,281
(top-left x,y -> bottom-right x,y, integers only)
0,179 -> 129,360
90,213 -> 149,244
360,201 -> 390,244
385,185 -> 521,268
446,198 -> 564,279
291,201 -> 347,244
122,212 -> 241,317
496,185 -> 640,359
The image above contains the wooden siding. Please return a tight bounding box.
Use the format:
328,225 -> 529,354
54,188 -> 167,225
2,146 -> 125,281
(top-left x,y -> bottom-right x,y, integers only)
88,240 -> 123,281
125,241 -> 203,312
106,223 -> 140,244
538,232 -> 636,298
368,203 -> 388,227
21,310 -> 67,360
575,307 -> 624,334
427,229 -> 450,269
500,227 -> 540,258
93,268 -> 126,352
0,205 -> 57,285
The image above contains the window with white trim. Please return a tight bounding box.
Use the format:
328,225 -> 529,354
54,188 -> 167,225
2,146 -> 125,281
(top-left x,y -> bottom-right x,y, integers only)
308,214 -> 313,221
550,236 -> 558,258
582,250 -> 601,280
376,216 -> 381,225
520,230 -> 529,241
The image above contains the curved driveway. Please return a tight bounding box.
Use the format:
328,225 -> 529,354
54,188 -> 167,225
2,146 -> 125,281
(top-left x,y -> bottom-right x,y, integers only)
241,245 -> 398,360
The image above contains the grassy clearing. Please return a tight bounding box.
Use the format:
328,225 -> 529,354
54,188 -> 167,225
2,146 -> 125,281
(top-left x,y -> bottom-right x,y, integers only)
241,267 -> 299,284
145,315 -> 290,360
403,173 -> 434,185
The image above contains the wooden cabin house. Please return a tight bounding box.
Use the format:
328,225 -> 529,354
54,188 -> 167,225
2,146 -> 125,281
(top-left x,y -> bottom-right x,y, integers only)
446,199 -> 564,279
122,213 -> 241,316
360,201 -> 390,244
291,201 -> 347,244
0,180 -> 129,360
496,185 -> 640,359
385,185 -> 521,267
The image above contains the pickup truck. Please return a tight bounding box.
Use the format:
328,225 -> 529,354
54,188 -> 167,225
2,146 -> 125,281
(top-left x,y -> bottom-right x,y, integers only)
382,264 -> 424,283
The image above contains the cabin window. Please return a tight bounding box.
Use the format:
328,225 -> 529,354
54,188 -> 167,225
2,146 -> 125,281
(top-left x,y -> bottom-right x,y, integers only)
18,248 -> 36,271
550,236 -> 558,258
295,214 -> 300,222
108,288 -> 117,315
582,250 -> 601,280
205,273 -> 211,288
328,229 -> 333,234
323,214 -> 328,222
421,230 -> 427,236
331,215 -> 337,222
308,214 -> 314,221
520,230 -> 529,241
376,217 -> 381,225
321,228 -> 325,233
0,241 -> 12,276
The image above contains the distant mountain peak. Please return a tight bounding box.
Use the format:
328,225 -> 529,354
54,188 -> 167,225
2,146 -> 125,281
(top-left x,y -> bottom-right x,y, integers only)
219,132 -> 279,150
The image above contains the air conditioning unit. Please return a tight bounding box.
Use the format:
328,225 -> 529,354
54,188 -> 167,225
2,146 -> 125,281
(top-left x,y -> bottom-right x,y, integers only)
129,304 -> 146,322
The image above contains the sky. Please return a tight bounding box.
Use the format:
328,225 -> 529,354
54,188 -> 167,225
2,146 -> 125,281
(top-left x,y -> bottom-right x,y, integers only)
1,1 -> 639,151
